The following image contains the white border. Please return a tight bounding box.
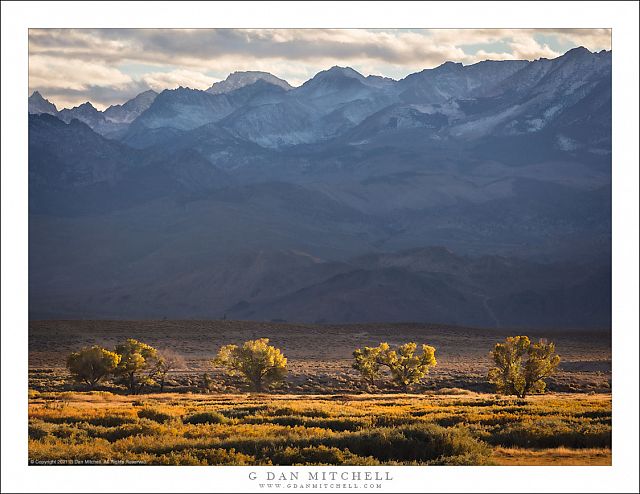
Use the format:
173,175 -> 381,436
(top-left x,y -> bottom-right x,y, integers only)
2,2 -> 638,493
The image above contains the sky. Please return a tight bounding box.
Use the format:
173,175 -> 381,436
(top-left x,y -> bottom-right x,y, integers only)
28,28 -> 612,110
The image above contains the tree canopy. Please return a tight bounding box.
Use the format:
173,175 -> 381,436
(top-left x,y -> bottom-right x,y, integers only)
353,342 -> 437,390
488,336 -> 560,398
66,345 -> 121,388
114,338 -> 159,394
214,338 -> 287,392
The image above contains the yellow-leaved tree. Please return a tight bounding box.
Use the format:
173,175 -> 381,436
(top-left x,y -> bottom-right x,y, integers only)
214,338 -> 287,392
488,336 -> 560,399
114,338 -> 159,394
353,342 -> 437,391
66,345 -> 121,389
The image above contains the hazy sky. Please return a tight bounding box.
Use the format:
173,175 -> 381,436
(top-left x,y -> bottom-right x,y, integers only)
29,28 -> 611,110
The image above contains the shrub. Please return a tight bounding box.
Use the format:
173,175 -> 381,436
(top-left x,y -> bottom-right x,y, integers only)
430,451 -> 495,466
29,438 -> 113,462
88,391 -> 115,399
218,405 -> 267,419
487,419 -> 611,449
183,411 -> 228,425
137,408 -> 173,423
327,423 -> 490,463
101,423 -> 163,442
199,373 -> 215,393
149,450 -> 206,465
147,448 -> 255,466
257,416 -> 369,432
28,422 -> 50,440
268,406 -> 331,418
84,415 -> 138,427
268,445 -> 380,465
198,448 -> 256,465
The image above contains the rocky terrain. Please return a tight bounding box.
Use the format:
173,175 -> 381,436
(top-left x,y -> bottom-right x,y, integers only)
28,47 -> 611,327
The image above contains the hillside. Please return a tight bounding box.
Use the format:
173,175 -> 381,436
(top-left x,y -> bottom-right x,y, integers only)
28,48 -> 611,327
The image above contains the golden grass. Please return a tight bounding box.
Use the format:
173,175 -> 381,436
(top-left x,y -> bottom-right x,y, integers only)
493,447 -> 611,466
28,391 -> 610,466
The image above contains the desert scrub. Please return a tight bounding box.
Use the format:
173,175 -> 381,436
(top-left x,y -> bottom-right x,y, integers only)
30,406 -> 138,426
486,419 -> 611,449
245,415 -> 372,432
137,408 -> 174,423
371,414 -> 419,428
268,445 -> 381,465
156,448 -> 255,466
325,424 -> 491,464
29,437 -> 113,462
28,420 -> 51,440
269,406 -> 331,418
28,392 -> 611,466
86,421 -> 166,442
218,405 -> 267,419
183,411 -> 228,425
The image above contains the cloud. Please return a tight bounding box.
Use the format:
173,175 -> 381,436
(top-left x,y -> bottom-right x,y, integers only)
140,69 -> 217,92
28,28 -> 611,109
29,55 -> 133,92
538,28 -> 612,51
34,82 -> 150,111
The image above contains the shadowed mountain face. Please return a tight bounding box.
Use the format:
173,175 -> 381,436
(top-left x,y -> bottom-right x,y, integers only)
29,91 -> 58,115
29,49 -> 611,328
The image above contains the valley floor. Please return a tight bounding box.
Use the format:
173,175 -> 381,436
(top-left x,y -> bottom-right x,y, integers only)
28,392 -> 611,466
29,320 -> 611,394
28,320 -> 611,466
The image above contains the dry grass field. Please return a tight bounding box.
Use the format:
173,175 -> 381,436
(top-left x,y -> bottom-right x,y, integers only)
28,320 -> 611,466
28,392 -> 611,466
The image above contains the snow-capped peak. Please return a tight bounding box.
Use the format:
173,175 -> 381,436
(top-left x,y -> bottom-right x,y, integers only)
315,66 -> 366,81
29,91 -> 58,115
207,71 -> 292,94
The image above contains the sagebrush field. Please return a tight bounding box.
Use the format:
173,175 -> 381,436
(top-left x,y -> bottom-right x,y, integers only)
29,392 -> 611,466
28,320 -> 611,465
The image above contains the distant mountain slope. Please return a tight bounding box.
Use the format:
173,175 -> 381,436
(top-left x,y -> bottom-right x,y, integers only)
28,91 -> 58,115
55,90 -> 158,138
397,59 -> 528,104
207,71 -> 292,93
28,48 -> 612,327
127,87 -> 236,131
28,114 -> 232,214
29,114 -> 133,189
103,90 -> 157,124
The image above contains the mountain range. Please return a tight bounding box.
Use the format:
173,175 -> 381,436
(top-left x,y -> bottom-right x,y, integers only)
28,47 -> 612,328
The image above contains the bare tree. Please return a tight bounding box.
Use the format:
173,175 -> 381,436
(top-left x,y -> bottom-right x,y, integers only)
155,348 -> 187,392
